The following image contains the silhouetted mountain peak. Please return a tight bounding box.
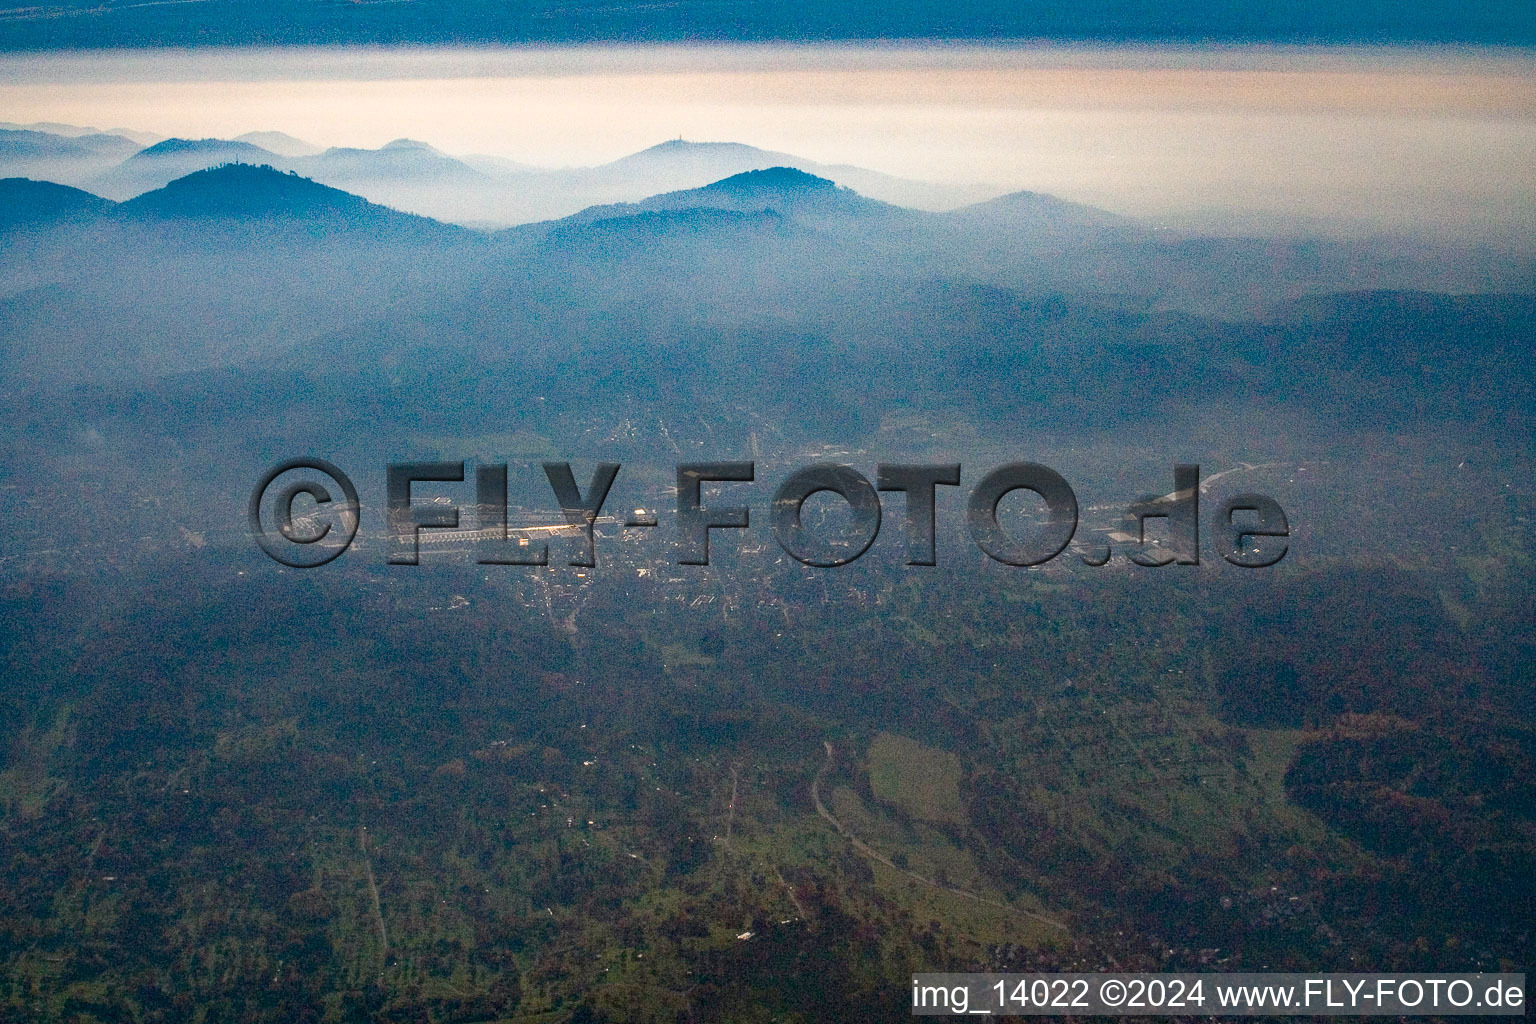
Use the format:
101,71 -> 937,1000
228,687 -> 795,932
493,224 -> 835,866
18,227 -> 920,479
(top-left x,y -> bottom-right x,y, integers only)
302,140 -> 485,183
704,166 -> 837,197
544,206 -> 794,251
116,163 -> 452,235
0,177 -> 115,229
599,139 -> 798,176
381,138 -> 440,153
84,138 -> 284,200
661,166 -> 897,220
653,166 -> 890,216
636,139 -> 762,156
551,165 -> 895,232
0,128 -> 141,160
134,137 -> 275,160
946,189 -> 1133,234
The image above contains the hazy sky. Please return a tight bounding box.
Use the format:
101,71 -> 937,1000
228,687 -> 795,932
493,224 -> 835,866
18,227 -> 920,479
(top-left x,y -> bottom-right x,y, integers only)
2,44 -> 1532,235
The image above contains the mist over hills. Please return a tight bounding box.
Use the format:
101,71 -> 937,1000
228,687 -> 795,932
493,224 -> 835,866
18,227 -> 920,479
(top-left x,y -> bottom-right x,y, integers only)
6,123 -> 1529,259
1,113 -> 1534,1022
0,5 -> 1531,1019
118,163 -> 462,235
0,165 -> 481,383
2,121 -> 114,138
1,161 -> 1530,422
1,158 -> 1531,576
233,130 -> 322,156
295,138 -> 486,185
0,129 -> 139,163
551,167 -> 902,232
88,137 -> 280,199
0,128 -> 144,185
567,139 -> 997,214
0,124 -> 998,225
5,163 -> 464,235
0,121 -> 161,145
947,189 -> 1133,234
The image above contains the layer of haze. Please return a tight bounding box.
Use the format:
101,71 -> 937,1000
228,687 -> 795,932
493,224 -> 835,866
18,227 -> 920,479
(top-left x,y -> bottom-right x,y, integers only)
2,43 -> 1532,237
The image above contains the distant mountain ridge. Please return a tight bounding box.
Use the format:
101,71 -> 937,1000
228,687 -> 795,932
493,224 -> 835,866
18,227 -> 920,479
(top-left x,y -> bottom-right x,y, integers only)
0,128 -> 140,160
562,167 -> 901,228
0,177 -> 115,229
4,124 -> 1002,224
89,138 -> 281,199
1,158 -> 1532,391
678,167 -> 892,213
293,138 -> 488,184
2,163 -> 464,239
117,163 -> 460,237
135,138 -> 272,159
4,162 -> 892,237
577,139 -> 993,213
234,131 -> 321,156
121,163 -> 369,218
947,189 -> 1133,232
0,128 -> 145,184
543,206 -> 797,252
5,155 -> 1524,329
0,121 -> 161,145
